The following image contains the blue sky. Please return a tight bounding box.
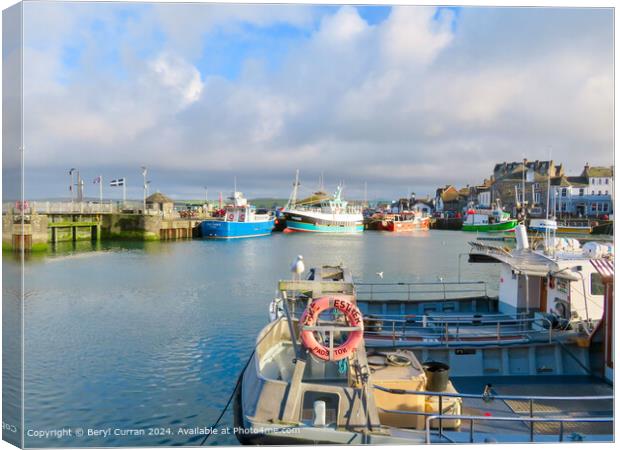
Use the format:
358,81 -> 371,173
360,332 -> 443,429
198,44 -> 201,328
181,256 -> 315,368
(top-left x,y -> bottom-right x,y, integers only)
9,3 -> 614,201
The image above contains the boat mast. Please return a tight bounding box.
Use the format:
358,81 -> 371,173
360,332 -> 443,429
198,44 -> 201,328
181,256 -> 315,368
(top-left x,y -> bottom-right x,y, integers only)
286,169 -> 300,210
545,149 -> 555,254
522,157 -> 526,217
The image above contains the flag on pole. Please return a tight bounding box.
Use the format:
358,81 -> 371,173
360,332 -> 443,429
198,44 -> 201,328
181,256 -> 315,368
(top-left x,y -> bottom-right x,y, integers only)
110,178 -> 125,187
93,176 -> 102,184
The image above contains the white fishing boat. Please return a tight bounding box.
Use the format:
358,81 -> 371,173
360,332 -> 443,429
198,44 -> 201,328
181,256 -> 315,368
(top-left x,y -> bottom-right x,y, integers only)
282,171 -> 363,233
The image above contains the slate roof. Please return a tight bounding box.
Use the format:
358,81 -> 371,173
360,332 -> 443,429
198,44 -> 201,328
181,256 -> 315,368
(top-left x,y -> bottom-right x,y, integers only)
583,166 -> 613,178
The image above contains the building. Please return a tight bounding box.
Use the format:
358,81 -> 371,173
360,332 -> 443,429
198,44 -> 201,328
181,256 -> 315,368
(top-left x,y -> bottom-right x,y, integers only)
412,199 -> 434,215
434,185 -> 467,213
490,159 -> 564,217
146,192 -> 175,217
467,179 -> 493,208
551,165 -> 613,217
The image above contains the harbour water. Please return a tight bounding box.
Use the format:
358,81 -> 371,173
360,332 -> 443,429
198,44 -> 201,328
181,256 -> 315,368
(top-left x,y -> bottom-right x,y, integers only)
6,231 -> 500,447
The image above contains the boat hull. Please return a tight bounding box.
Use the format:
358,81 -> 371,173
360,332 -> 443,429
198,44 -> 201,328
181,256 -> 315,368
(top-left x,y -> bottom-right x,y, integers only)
383,217 -> 430,232
284,211 -> 363,233
200,219 -> 274,239
462,220 -> 518,232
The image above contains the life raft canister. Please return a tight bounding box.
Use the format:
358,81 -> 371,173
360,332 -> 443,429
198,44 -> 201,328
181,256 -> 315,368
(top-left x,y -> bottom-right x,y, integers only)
299,296 -> 364,361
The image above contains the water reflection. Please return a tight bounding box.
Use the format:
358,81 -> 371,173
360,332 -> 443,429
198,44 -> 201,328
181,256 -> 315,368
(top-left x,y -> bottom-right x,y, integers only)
5,231 -> 499,446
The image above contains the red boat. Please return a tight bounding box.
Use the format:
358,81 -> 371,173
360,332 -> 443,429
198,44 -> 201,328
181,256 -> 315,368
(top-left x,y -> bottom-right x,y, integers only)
379,213 -> 430,232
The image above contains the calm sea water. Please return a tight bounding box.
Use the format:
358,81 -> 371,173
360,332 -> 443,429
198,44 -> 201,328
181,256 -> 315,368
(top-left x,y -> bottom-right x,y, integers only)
6,230 -> 500,447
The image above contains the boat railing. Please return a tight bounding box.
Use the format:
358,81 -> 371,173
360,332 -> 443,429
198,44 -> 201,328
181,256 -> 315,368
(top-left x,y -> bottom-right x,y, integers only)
423,414 -> 613,443
364,314 -> 553,345
372,385 -> 613,442
356,281 -> 489,302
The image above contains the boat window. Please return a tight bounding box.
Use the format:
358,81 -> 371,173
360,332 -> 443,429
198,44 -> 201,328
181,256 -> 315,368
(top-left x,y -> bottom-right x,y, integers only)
301,391 -> 339,426
591,273 -> 605,296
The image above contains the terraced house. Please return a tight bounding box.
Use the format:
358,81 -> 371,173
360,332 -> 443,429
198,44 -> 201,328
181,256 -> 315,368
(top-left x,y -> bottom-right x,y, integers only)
490,159 -> 564,216
551,164 -> 614,217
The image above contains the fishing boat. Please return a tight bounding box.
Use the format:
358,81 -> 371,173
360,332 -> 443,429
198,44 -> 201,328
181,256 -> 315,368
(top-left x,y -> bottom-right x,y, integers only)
250,228 -> 614,444
282,171 -> 363,233
529,218 -> 593,235
382,213 -> 430,232
462,204 -> 518,232
200,192 -> 274,239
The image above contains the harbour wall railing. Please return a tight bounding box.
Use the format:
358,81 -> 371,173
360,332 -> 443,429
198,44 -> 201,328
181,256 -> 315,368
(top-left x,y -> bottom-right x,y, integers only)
356,281 -> 489,302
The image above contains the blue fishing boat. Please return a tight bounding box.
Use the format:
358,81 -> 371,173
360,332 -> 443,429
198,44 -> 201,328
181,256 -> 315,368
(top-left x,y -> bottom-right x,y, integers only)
200,192 -> 274,239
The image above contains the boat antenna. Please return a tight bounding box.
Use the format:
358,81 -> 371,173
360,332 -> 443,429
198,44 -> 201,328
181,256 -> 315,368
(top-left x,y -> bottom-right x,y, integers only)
234,176 -> 237,193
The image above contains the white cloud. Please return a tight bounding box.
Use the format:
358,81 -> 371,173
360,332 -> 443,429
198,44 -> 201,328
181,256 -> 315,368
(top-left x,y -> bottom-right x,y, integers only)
19,5 -> 614,199
149,52 -> 204,107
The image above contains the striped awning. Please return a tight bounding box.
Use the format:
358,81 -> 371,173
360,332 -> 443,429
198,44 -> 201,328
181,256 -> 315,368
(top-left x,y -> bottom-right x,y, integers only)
591,259 -> 614,283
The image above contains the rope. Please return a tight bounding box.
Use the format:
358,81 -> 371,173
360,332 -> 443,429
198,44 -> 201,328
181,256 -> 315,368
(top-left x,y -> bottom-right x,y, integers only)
198,319 -> 289,445
199,349 -> 255,446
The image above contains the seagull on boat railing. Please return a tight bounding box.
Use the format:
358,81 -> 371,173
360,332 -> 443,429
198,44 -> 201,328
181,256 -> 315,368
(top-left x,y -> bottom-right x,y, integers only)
376,271 -> 384,279
291,255 -> 305,280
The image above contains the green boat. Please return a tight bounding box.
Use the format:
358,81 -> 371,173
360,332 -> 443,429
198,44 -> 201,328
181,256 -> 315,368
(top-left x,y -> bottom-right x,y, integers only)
462,207 -> 518,232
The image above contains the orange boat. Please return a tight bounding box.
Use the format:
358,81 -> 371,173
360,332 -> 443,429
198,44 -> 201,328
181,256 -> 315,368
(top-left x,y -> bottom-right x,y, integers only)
380,213 -> 430,232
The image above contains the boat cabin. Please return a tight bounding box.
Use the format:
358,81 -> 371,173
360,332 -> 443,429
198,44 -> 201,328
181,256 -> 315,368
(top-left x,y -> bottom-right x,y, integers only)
470,239 -> 611,329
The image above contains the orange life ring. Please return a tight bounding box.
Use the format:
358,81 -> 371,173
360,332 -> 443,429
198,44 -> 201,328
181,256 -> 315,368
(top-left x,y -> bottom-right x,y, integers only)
299,296 -> 364,361
227,213 -> 234,221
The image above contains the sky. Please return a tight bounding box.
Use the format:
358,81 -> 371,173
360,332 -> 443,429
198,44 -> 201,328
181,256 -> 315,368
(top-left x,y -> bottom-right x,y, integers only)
8,2 -> 615,201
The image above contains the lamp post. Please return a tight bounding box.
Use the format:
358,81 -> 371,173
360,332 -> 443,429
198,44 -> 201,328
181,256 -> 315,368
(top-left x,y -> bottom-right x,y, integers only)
69,168 -> 76,203
142,166 -> 148,213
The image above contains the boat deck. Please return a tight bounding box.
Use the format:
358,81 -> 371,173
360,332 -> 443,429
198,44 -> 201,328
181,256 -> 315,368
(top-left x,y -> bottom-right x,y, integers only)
445,376 -> 613,441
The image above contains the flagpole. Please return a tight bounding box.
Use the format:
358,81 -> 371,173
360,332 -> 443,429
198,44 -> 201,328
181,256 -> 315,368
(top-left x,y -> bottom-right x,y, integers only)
123,178 -> 126,207
99,175 -> 103,205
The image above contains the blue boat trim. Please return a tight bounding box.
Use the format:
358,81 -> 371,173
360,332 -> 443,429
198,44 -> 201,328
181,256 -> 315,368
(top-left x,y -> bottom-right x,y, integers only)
200,219 -> 275,239
287,221 -> 364,233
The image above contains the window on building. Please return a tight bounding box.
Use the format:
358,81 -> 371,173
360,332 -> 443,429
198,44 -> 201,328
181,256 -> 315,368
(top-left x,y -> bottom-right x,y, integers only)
591,273 -> 605,296
561,188 -> 567,197
561,203 -> 566,212
598,190 -> 602,196
592,190 -> 595,195
603,203 -> 609,212
579,188 -> 584,196
605,190 -> 609,195
606,178 -> 609,185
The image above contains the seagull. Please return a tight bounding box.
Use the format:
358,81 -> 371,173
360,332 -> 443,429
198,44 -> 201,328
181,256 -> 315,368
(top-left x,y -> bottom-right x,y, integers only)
376,271 -> 384,279
291,255 -> 305,280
